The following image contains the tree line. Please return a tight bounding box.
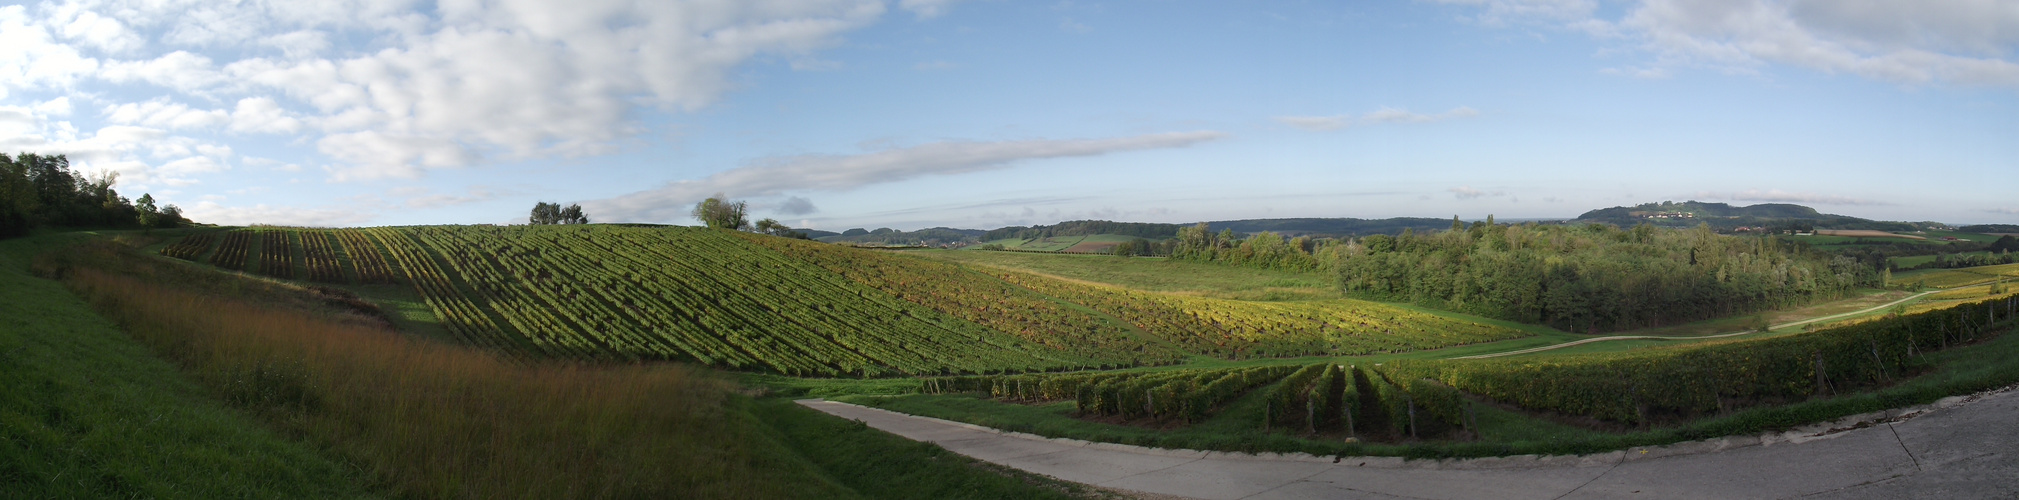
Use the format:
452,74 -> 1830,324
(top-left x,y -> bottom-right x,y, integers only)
1162,217 -> 1874,333
1332,221 -> 1872,332
2,153 -> 186,238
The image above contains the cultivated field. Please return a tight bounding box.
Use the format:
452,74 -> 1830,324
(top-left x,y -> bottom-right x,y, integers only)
156,225 -> 1530,375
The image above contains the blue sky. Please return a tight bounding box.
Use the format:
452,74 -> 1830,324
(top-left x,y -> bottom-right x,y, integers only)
2,0 -> 2015,230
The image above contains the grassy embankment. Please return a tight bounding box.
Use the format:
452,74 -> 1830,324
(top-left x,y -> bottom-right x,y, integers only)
0,231 -> 373,498
10,232 -> 1111,499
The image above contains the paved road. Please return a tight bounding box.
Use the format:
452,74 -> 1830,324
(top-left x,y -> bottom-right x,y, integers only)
801,385 -> 2019,499
1458,290 -> 1939,360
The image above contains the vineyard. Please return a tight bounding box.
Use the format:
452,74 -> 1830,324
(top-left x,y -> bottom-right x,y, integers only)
985,269 -> 1528,358
1382,295 -> 2019,426
152,224 -> 1555,377
257,229 -> 293,279
158,231 -> 217,261
207,230 -> 252,270
336,228 -> 398,284
920,361 -> 1476,440
309,225 -> 1151,375
734,233 -> 1185,366
299,230 -> 346,283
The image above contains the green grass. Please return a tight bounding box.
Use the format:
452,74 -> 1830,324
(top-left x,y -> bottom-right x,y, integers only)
912,249 -> 1335,301
1921,229 -> 2001,243
9,230 -> 1118,499
749,399 -> 1110,500
0,231 -> 377,498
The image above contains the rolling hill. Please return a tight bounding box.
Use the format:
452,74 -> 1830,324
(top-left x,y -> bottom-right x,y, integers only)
150,225 -> 1530,376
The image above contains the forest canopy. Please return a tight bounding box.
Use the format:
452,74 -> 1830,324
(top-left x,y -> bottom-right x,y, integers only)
1,153 -> 184,238
1332,222 -> 1874,332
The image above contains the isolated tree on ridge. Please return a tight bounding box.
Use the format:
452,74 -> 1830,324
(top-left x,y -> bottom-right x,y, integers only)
691,194 -> 748,230
529,202 -> 589,225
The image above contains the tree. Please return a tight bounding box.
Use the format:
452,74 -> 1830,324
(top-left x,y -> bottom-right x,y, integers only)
1,152 -> 155,238
558,204 -> 588,224
529,202 -> 589,225
754,218 -> 788,235
691,194 -> 748,230
156,204 -> 184,229
135,193 -> 159,227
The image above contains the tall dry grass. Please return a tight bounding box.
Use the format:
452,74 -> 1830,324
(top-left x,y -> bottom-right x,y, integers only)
60,265 -> 825,499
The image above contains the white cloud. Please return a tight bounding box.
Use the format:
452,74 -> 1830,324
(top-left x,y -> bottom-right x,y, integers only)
32,97 -> 72,116
1276,106 -> 1480,131
8,0 -> 893,183
588,131 -> 1227,222
184,201 -> 377,227
229,97 -> 303,134
0,5 -> 103,96
49,6 -> 145,54
103,98 -> 230,130
1692,189 -> 1891,206
1983,208 -> 2019,215
899,0 -> 963,19
1441,0 -> 2019,87
99,51 -> 230,93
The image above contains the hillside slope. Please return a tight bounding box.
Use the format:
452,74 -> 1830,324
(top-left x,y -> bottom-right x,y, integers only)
153,225 -> 1532,374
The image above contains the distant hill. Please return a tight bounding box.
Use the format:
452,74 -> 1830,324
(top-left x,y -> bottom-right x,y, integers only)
982,220 -> 1185,241
1960,224 -> 2019,234
1575,201 -> 1919,232
1201,217 -> 1454,237
818,227 -> 984,246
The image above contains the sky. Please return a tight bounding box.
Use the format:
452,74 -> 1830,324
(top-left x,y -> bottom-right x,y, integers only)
2,0 -> 2015,231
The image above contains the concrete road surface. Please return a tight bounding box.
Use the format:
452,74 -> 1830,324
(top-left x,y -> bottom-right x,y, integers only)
799,386 -> 2019,499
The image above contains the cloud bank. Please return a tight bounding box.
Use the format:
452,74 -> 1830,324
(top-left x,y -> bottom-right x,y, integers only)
586,131 -> 1226,222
